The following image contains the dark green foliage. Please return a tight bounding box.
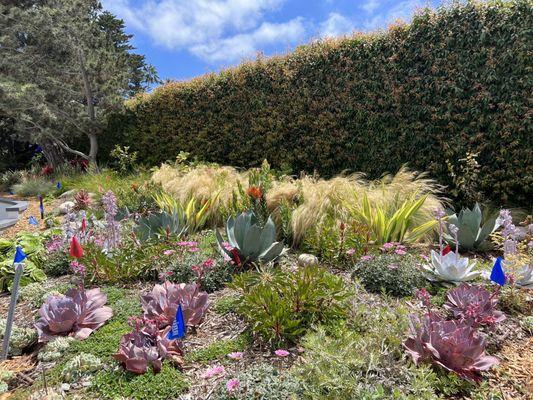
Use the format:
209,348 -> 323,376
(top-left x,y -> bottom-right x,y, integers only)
230,266 -> 352,345
42,251 -> 70,277
91,362 -> 188,400
352,254 -> 427,297
107,1 -> 532,207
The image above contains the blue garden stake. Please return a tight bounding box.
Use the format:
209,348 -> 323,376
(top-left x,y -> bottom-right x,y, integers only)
28,216 -> 39,226
490,257 -> 506,286
39,195 -> 44,219
13,247 -> 27,263
1,247 -> 27,359
167,304 -> 186,340
56,182 -> 62,190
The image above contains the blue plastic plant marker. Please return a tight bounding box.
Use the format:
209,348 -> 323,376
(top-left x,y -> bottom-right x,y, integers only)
167,303 -> 186,340
56,182 -> 62,190
490,257 -> 506,286
13,246 -> 27,263
28,216 -> 38,226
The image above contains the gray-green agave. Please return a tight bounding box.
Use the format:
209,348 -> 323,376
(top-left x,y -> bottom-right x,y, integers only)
445,204 -> 500,251
134,211 -> 187,241
216,211 -> 286,266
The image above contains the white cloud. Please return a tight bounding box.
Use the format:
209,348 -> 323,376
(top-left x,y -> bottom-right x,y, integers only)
191,18 -> 306,62
363,0 -> 423,30
319,12 -> 354,38
361,0 -> 380,13
102,0 -> 294,61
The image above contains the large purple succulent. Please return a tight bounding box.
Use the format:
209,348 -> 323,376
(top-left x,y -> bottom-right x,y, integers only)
403,313 -> 498,382
114,319 -> 183,374
35,287 -> 113,342
141,282 -> 209,329
444,284 -> 505,327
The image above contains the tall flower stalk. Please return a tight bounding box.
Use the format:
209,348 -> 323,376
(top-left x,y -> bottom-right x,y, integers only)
102,190 -> 120,250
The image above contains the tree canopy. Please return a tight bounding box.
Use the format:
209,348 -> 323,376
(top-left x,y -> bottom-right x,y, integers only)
0,0 -> 158,166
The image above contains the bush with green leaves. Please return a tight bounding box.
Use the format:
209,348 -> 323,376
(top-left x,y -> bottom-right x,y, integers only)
295,296 -> 439,400
214,363 -> 302,400
301,216 -> 366,264
351,254 -> 427,297
11,177 -> 55,196
0,170 -> 23,191
230,265 -> 351,344
107,2 -> 531,208
42,250 -> 70,277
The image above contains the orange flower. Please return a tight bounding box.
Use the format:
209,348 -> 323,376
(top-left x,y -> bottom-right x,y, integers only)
246,186 -> 262,199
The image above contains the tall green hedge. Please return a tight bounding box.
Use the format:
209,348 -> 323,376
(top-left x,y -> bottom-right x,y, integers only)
109,1 -> 532,207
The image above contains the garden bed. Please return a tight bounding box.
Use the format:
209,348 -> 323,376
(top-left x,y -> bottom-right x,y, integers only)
0,165 -> 531,400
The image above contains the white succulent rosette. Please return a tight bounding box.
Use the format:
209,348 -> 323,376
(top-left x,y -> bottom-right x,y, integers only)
422,250 -> 479,285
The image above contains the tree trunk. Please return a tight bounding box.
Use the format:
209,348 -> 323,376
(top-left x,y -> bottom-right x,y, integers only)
78,48 -> 98,167
40,139 -> 65,168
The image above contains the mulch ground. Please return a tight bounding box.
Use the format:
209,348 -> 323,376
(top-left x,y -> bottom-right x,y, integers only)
0,193 -> 59,240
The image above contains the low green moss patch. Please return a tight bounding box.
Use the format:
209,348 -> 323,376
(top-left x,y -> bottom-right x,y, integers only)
91,362 -> 189,400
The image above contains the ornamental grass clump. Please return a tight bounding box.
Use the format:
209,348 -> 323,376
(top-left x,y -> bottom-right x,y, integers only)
152,164 -> 245,225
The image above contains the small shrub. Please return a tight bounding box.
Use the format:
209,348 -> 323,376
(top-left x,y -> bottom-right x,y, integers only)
11,178 -> 55,196
0,170 -> 23,191
214,363 -> 301,400
231,265 -> 351,344
296,323 -> 438,400
110,145 -> 138,174
351,254 -> 427,297
42,251 -> 70,277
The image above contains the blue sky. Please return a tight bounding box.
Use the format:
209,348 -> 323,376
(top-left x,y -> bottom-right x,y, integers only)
103,0 -> 444,81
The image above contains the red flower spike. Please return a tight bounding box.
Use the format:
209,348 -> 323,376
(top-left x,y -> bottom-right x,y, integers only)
81,218 -> 87,233
230,248 -> 242,266
70,236 -> 83,259
442,245 -> 452,256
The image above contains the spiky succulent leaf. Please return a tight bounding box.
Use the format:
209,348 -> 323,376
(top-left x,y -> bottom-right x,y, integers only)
445,204 -> 500,251
141,282 -> 209,328
216,211 -> 285,265
403,313 -> 498,382
34,287 -> 113,342
134,212 -> 187,241
444,284 -> 505,327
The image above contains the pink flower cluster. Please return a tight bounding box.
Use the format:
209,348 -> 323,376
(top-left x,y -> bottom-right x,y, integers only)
176,241 -> 199,252
381,242 -> 407,255
45,236 -> 63,253
226,378 -> 240,392
70,260 -> 86,277
192,258 -> 216,280
202,365 -> 226,379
